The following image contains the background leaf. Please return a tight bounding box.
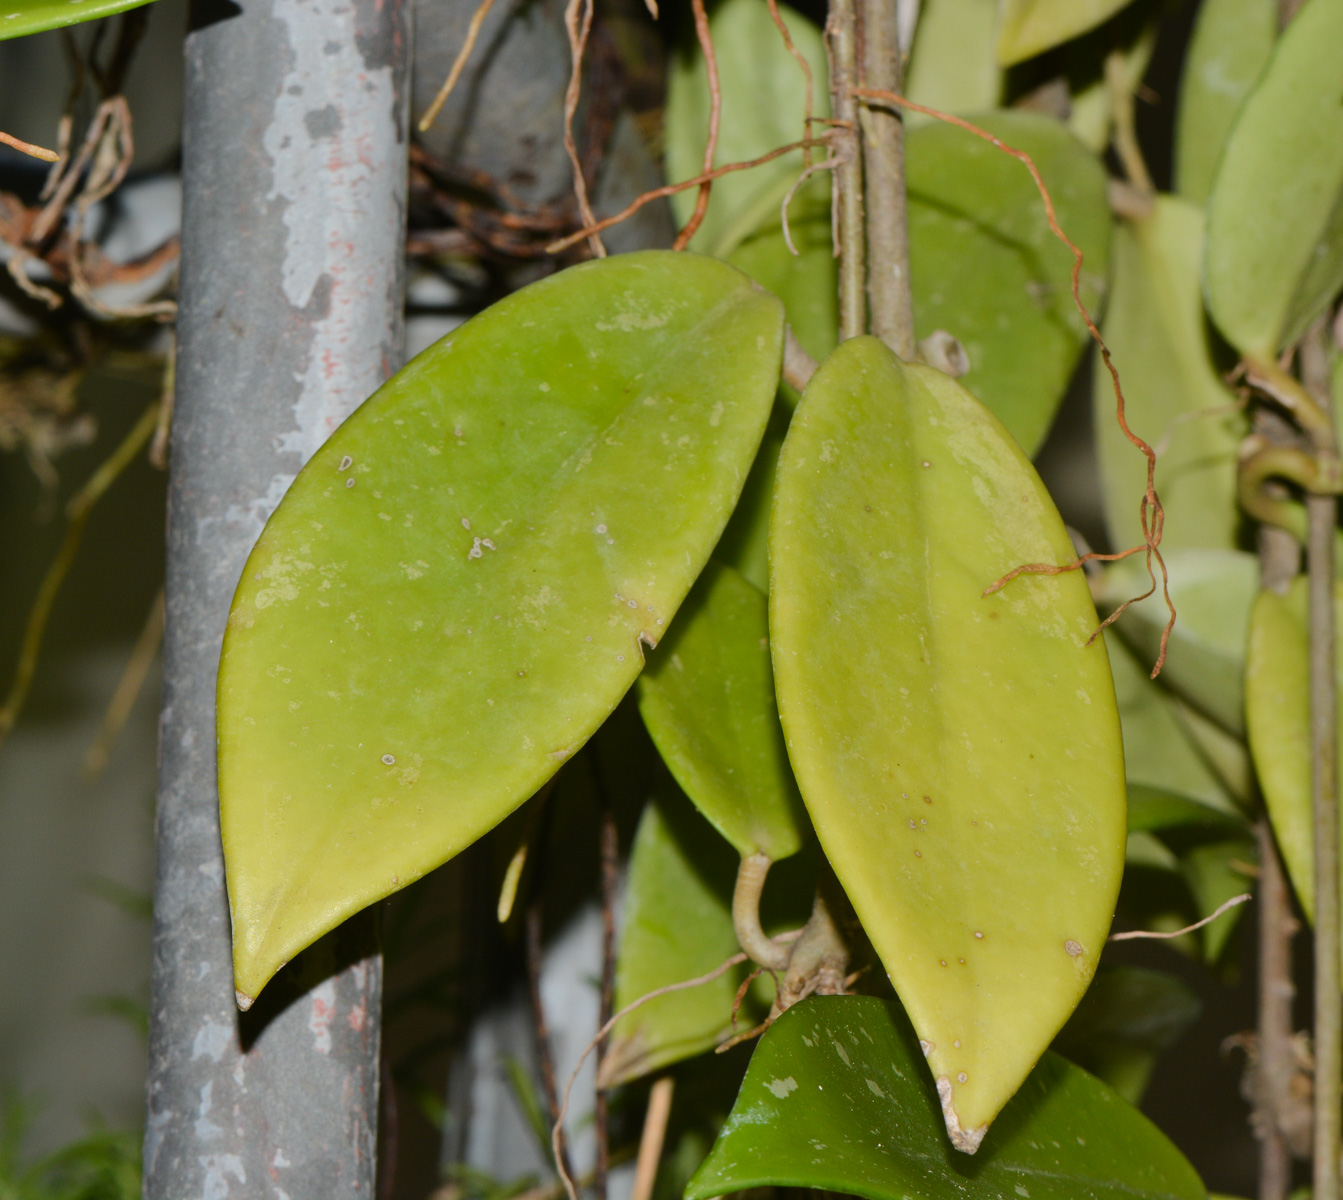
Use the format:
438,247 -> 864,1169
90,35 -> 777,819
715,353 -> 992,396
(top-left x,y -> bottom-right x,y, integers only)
637,562 -> 808,861
907,111 -> 1112,456
664,0 -> 828,257
1203,0 -> 1343,358
1100,548 -> 1259,736
1174,0 -> 1277,206
1053,966 -> 1202,1104
996,0 -> 1139,66
771,339 -> 1126,1143
1247,579 -> 1343,936
217,252 -> 784,1002
904,0 -> 1002,120
1095,197 -> 1245,555
686,995 -> 1206,1200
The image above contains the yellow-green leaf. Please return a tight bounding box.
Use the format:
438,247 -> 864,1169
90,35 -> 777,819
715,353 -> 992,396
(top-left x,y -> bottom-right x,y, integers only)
1247,578 -> 1343,933
770,338 -> 1126,1147
996,0 -> 1138,66
1204,0 -> 1343,359
905,0 -> 1002,120
0,0 -> 158,39
637,563 -> 808,862
217,252 -> 784,1004
1096,198 -> 1245,555
1174,0 -> 1277,206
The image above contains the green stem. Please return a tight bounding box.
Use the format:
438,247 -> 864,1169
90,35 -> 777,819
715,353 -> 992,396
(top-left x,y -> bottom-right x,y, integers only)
826,0 -> 866,341
857,0 -> 914,357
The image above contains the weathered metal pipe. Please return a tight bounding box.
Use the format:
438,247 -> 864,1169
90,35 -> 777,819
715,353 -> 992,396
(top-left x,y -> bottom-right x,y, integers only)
143,0 -> 409,1194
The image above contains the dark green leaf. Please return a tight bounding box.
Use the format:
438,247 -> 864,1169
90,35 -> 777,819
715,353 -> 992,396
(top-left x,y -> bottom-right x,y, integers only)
1053,966 -> 1201,1104
686,995 -> 1206,1199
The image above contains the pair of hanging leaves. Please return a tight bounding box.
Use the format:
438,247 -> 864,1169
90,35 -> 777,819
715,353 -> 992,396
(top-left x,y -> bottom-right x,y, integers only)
220,248 -> 1129,1163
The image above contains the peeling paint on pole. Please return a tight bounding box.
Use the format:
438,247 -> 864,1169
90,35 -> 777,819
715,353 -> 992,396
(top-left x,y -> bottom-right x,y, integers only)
144,0 -> 408,1193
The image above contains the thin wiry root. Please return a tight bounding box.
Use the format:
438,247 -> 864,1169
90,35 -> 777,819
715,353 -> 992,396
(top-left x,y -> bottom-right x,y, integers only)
852,87 -> 1176,678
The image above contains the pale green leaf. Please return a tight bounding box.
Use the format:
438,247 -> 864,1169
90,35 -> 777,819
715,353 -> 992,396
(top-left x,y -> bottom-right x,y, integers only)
637,563 -> 808,861
1174,0 -> 1277,205
665,0 -> 828,257
1109,634 -> 1242,820
0,0 -> 158,39
1101,548 -> 1259,736
712,407 -> 789,592
1204,0 -> 1343,358
996,0 -> 1139,66
686,996 -> 1206,1199
1066,11 -> 1158,156
770,338 -> 1126,1143
217,252 -> 784,1003
904,0 -> 1002,121
907,111 -> 1112,456
1096,199 -> 1245,554
1247,578 -> 1343,936
1127,831 -> 1179,872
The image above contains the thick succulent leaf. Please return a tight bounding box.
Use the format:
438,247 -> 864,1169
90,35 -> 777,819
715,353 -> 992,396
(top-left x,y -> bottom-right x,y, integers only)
1247,579 -> 1343,934
907,111 -> 1112,456
637,563 -> 808,861
686,996 -> 1206,1200
770,338 -> 1126,1145
1096,198 -> 1245,555
604,786 -> 814,1086
1110,636 -> 1242,821
1100,549 -> 1259,736
218,251 -> 784,1003
1053,966 -> 1201,1104
665,0 -> 828,257
713,407 -> 789,592
0,0 -> 157,38
1182,837 -> 1256,962
996,0 -> 1138,66
1170,697 -> 1255,807
603,785 -> 752,1086
1174,0 -> 1276,206
1204,0 -> 1343,359
904,0 -> 1002,120
726,188 -> 838,395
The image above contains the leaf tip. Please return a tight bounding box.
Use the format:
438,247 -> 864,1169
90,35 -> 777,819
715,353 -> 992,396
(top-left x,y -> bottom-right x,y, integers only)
235,988 -> 254,1013
937,1077 -> 987,1155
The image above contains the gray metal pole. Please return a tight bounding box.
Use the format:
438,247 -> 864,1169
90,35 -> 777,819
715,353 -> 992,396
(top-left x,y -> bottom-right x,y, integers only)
144,0 -> 409,1194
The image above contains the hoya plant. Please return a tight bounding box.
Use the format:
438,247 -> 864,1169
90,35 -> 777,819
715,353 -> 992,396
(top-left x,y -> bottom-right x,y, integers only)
3,0 -> 1343,1195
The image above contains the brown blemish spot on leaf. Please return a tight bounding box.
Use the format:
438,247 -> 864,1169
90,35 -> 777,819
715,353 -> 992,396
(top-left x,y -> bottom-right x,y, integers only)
1065,939 -> 1084,957
936,1077 -> 987,1155
381,754 -> 395,765
236,989 -> 253,1012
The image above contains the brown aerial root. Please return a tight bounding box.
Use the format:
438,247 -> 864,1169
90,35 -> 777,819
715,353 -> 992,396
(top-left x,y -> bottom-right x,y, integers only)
0,130 -> 59,162
417,0 -> 499,133
562,0 -> 604,257
764,0 -> 814,168
851,87 -> 1176,678
671,0 -> 722,251
548,137 -> 827,254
